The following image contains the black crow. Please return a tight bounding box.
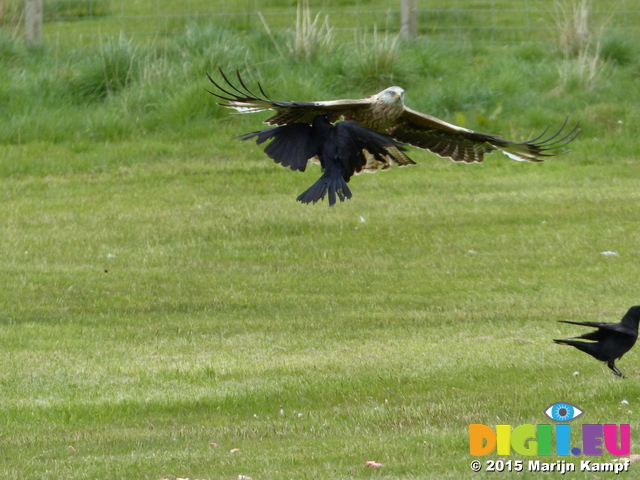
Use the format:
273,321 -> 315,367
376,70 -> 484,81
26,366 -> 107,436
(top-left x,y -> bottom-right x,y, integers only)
238,114 -> 409,206
554,306 -> 640,378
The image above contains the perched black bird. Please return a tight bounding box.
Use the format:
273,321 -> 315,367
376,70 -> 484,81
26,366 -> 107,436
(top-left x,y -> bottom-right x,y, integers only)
238,114 -> 409,206
554,306 -> 640,378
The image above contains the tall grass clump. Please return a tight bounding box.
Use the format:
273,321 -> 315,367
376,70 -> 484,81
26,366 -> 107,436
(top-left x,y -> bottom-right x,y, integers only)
556,0 -> 591,56
0,29 -> 25,65
171,23 -> 253,72
554,0 -> 607,91
68,33 -> 140,101
288,0 -> 333,61
259,0 -> 333,61
343,26 -> 403,91
0,0 -> 26,30
599,28 -> 636,66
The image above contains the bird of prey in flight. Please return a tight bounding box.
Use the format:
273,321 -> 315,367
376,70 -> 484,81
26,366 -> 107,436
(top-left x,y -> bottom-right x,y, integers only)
208,69 -> 579,164
554,306 -> 640,378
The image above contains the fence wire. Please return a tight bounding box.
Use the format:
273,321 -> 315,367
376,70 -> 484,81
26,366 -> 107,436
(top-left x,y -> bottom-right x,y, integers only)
2,1 -> 640,47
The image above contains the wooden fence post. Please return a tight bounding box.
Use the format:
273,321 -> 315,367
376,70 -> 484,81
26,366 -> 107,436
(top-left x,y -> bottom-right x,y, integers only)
25,0 -> 43,45
400,0 -> 417,39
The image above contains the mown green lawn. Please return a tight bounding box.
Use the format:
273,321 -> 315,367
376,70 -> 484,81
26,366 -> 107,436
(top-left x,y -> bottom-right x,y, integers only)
2,132 -> 640,478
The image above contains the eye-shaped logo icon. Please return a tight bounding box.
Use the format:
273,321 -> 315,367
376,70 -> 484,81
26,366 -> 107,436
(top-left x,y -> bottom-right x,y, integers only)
544,402 -> 584,422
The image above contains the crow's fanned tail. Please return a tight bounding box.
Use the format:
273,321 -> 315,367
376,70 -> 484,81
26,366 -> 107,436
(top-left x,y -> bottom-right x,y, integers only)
553,338 -> 599,356
296,170 -> 352,206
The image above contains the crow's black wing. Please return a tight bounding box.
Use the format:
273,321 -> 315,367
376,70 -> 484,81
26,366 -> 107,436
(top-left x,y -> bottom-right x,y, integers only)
238,123 -> 317,172
558,320 -> 636,337
334,121 -> 412,177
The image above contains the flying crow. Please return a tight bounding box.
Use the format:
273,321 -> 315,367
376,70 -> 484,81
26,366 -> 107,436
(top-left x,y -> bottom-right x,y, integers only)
238,114 -> 408,206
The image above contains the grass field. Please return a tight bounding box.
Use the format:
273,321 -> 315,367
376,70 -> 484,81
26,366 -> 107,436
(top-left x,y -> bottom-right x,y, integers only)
2,1 -> 640,479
